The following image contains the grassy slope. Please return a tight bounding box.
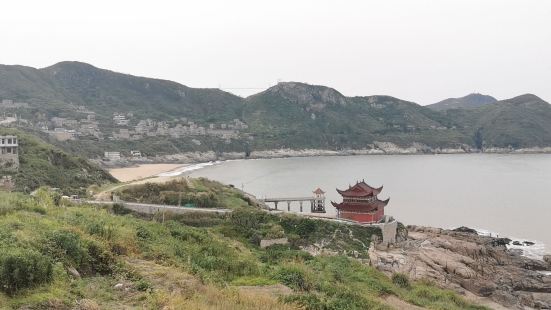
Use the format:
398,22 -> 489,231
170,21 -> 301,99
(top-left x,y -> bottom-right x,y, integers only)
0,189 -> 488,310
0,128 -> 116,194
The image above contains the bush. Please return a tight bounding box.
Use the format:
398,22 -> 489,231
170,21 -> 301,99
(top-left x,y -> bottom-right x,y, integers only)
86,221 -> 115,240
229,209 -> 269,233
112,203 -> 130,215
135,279 -> 152,292
41,230 -> 114,275
392,273 -> 410,289
136,226 -> 153,241
0,248 -> 53,295
273,265 -> 313,291
279,216 -> 318,238
43,230 -> 88,269
260,245 -> 312,264
86,239 -> 115,275
171,212 -> 225,227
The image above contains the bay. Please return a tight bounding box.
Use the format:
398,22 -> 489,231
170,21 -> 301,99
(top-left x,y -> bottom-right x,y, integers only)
187,154 -> 551,253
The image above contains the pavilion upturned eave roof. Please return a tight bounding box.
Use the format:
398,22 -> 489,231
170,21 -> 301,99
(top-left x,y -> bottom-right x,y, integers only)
336,182 -> 383,197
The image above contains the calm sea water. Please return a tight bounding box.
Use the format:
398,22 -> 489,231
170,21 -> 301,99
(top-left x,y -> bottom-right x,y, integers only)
185,154 -> 551,253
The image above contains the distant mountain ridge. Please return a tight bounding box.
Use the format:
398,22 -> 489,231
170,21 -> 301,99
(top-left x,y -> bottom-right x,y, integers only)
1,61 -> 551,155
0,61 -> 244,121
427,93 -> 498,111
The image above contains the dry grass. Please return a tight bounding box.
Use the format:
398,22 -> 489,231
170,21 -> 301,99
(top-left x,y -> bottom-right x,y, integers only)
127,258 -> 297,310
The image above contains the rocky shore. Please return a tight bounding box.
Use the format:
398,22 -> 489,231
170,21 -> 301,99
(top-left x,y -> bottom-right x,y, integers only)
98,141 -> 551,168
370,225 -> 551,309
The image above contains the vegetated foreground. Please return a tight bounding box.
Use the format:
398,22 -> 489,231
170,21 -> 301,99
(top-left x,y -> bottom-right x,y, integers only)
0,189 -> 488,309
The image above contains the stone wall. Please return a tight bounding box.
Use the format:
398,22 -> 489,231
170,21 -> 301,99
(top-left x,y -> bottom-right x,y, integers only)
0,176 -> 15,191
0,153 -> 19,171
260,238 -> 289,248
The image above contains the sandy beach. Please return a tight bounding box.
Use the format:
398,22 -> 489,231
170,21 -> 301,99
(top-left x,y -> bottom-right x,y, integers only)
109,164 -> 186,182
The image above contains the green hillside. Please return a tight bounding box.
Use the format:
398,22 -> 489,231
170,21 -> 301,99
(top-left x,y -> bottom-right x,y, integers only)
443,94 -> 551,148
0,189 -> 488,309
0,128 -> 116,194
244,82 -> 468,149
1,62 -> 551,154
0,62 -> 243,122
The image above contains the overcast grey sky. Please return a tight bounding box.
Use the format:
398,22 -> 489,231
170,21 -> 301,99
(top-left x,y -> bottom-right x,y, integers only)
1,0 -> 550,104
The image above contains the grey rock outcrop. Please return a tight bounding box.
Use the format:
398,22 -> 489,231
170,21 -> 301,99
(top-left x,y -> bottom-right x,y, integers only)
369,225 -> 551,309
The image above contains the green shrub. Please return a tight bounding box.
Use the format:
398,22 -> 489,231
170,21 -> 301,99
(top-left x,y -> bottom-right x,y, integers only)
135,279 -> 152,292
0,248 -> 53,295
168,224 -> 205,242
229,209 -> 269,233
43,230 -> 88,269
112,203 -> 130,215
41,230 -> 114,275
274,265 -> 313,291
392,273 -> 410,289
86,221 -> 115,240
85,239 -> 114,275
260,244 -> 312,264
136,226 -> 153,241
171,212 -> 225,227
279,216 -> 317,237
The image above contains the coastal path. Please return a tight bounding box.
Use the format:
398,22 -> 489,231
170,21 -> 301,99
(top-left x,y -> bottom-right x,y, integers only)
83,200 -> 232,215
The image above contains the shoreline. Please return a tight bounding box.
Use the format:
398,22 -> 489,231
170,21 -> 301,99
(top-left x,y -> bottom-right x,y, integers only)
100,145 -> 551,169
108,163 -> 188,182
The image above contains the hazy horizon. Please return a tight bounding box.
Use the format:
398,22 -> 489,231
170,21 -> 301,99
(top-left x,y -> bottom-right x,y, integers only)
1,0 -> 550,105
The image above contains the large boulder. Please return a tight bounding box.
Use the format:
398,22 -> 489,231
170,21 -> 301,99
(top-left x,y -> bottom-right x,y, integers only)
452,226 -> 478,234
460,279 -> 497,297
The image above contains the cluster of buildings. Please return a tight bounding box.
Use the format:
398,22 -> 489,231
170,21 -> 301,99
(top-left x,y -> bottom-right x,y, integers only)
0,99 -> 27,127
111,116 -> 248,143
43,113 -> 102,141
0,99 -> 29,109
0,97 -> 252,152
103,150 -> 141,161
0,113 -> 18,126
113,113 -> 130,126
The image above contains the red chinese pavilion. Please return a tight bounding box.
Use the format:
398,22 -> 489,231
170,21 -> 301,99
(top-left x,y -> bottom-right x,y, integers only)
331,180 -> 390,223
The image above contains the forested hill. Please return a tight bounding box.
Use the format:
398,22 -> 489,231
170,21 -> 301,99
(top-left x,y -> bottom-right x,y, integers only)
1,62 -> 551,155
0,61 -> 243,121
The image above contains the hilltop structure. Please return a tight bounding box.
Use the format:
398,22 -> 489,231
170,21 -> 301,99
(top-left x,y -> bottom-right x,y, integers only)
331,180 -> 389,223
0,135 -> 19,171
